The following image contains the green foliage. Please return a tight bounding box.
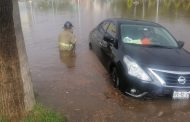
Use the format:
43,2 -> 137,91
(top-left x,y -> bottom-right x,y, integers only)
0,117 -> 8,122
23,104 -> 65,122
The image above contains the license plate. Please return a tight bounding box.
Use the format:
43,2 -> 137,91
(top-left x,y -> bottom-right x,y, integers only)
173,91 -> 190,99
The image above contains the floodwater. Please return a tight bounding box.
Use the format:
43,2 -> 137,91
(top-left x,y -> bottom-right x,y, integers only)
19,0 -> 190,122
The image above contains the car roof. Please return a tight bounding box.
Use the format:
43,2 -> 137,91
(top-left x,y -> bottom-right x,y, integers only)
105,18 -> 162,27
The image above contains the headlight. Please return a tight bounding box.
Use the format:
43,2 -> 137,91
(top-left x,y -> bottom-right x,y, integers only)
123,56 -> 151,81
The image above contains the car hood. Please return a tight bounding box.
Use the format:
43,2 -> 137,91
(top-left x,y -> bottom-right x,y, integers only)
123,45 -> 190,67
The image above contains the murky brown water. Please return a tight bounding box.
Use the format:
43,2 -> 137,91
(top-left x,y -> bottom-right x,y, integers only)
19,0 -> 190,121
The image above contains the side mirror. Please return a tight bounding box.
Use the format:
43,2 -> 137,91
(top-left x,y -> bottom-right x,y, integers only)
103,35 -> 118,48
178,41 -> 184,48
103,34 -> 115,43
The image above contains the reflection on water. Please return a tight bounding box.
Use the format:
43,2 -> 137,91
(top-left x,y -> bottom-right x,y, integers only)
19,0 -> 190,49
19,0 -> 190,122
111,0 -> 190,20
19,0 -> 190,19
59,49 -> 76,68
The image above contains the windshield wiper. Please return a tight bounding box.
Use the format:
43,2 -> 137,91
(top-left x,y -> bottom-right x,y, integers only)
126,43 -> 176,49
143,45 -> 174,49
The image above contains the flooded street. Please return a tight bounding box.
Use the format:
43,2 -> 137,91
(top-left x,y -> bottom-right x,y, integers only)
19,0 -> 190,121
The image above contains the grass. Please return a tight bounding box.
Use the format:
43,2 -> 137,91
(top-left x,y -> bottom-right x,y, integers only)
0,117 -> 8,122
0,104 -> 65,122
23,104 -> 66,122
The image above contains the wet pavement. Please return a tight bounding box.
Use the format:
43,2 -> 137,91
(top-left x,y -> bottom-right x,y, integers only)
19,0 -> 190,121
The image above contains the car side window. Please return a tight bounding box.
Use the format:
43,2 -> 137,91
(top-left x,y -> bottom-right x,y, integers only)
99,22 -> 110,33
107,22 -> 117,38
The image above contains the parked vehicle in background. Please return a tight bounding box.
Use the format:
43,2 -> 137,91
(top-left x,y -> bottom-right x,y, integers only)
89,18 -> 190,99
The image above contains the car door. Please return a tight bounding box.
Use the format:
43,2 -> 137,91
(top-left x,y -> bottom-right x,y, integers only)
101,22 -> 117,58
93,21 -> 110,56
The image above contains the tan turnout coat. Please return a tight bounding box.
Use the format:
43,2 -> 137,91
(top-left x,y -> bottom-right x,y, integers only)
59,29 -> 76,51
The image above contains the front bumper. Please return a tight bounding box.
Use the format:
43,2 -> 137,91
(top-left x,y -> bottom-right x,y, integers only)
125,75 -> 190,97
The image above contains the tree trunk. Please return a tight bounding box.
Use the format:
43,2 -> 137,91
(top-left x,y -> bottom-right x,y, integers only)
0,0 -> 35,120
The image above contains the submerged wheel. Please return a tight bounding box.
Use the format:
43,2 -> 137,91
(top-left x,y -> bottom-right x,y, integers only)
111,67 -> 120,88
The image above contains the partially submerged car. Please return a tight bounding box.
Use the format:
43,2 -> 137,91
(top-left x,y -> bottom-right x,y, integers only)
89,18 -> 190,99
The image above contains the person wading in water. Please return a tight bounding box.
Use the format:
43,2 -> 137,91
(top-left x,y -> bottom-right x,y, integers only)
59,21 -> 76,68
59,21 -> 76,52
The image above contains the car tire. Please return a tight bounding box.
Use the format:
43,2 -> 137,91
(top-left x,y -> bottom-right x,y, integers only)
111,67 -> 120,88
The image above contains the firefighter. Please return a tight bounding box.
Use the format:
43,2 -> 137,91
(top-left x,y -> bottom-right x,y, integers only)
59,21 -> 76,52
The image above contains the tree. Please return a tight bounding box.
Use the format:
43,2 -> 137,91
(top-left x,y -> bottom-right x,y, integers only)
0,0 -> 35,121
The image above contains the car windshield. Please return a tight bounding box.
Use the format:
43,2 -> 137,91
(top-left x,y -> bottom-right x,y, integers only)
120,24 -> 179,48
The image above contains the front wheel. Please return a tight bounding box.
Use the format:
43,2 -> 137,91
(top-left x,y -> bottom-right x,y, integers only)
111,67 -> 120,88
